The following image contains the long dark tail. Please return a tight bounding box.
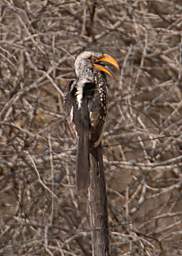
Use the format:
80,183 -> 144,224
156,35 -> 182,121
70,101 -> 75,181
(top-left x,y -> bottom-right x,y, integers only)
76,99 -> 90,190
77,127 -> 90,190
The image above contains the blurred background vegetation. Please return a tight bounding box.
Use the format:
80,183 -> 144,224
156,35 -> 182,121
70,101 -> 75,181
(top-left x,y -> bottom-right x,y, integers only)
0,0 -> 182,255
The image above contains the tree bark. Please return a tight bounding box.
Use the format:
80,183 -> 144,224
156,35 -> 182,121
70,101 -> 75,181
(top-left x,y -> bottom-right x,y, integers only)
89,145 -> 110,256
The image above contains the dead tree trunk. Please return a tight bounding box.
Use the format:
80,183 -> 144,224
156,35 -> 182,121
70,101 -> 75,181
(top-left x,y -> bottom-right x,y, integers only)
89,145 -> 110,256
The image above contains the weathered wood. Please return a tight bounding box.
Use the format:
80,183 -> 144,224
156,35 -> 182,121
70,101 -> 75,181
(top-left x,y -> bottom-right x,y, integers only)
89,145 -> 110,256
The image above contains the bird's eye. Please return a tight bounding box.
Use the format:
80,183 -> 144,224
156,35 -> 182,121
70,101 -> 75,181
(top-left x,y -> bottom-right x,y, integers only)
90,56 -> 96,64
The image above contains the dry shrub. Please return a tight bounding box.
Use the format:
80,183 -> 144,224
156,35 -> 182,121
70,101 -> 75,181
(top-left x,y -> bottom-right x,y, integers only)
0,0 -> 182,255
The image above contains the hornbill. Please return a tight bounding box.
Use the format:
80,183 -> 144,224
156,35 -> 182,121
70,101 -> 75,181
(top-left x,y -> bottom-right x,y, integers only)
65,51 -> 119,190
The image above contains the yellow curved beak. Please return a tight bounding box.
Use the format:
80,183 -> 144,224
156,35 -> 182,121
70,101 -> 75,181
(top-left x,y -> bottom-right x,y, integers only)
93,54 -> 119,77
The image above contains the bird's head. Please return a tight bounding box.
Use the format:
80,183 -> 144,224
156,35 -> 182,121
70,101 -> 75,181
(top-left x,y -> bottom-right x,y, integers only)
74,51 -> 119,79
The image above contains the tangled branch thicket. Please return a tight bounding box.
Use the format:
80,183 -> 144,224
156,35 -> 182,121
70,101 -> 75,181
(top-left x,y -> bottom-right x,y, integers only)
0,0 -> 182,255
